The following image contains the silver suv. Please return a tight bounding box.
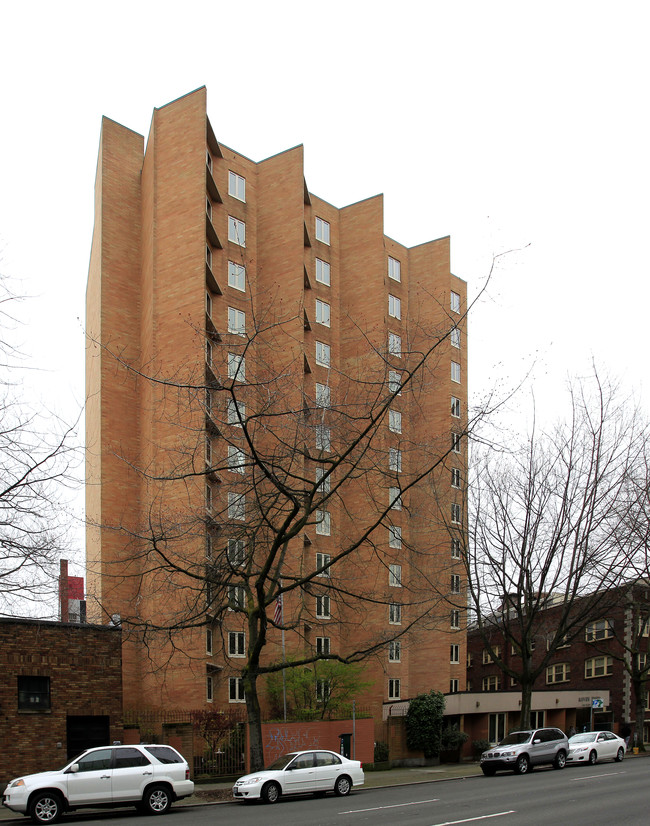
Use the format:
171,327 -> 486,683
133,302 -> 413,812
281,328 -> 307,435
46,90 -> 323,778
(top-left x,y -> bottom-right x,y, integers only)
480,728 -> 569,775
2,744 -> 194,824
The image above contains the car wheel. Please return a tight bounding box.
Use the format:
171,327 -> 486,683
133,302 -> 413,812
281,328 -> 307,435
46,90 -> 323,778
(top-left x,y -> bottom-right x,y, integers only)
514,755 -> 529,775
262,781 -> 281,804
334,775 -> 352,796
588,750 -> 597,766
553,750 -> 567,769
143,784 -> 172,815
615,747 -> 625,762
481,766 -> 496,776
30,792 -> 63,825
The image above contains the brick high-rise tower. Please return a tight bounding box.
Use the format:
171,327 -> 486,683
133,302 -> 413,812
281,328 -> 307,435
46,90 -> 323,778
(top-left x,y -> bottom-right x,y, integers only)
86,87 -> 468,725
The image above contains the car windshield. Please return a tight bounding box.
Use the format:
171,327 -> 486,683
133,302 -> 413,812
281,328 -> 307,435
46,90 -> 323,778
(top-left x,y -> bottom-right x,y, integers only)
498,731 -> 533,746
569,733 -> 597,743
266,753 -> 298,771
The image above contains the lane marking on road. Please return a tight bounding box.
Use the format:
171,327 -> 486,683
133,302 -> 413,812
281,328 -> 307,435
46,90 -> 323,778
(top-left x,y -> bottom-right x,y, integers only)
339,798 -> 440,813
571,771 -> 625,781
425,813 -> 517,826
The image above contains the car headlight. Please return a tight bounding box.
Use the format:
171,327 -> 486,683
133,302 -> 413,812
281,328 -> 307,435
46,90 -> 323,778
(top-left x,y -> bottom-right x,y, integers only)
238,777 -> 263,785
571,746 -> 588,753
499,751 -> 515,757
9,780 -> 25,789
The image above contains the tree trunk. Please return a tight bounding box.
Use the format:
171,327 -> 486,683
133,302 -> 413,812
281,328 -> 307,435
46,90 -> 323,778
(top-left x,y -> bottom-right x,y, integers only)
632,676 -> 646,751
519,681 -> 533,730
243,670 -> 265,771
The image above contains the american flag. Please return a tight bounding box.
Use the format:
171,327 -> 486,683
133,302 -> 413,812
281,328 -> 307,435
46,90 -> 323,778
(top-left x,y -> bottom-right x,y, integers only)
274,593 -> 283,626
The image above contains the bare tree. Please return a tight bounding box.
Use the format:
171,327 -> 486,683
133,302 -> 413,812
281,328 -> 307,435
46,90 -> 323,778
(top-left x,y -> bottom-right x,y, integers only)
463,373 -> 645,728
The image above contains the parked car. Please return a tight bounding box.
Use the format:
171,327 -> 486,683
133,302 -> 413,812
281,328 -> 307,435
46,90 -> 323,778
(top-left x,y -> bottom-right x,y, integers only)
480,728 -> 569,775
232,749 -> 364,803
567,731 -> 626,765
2,744 -> 194,824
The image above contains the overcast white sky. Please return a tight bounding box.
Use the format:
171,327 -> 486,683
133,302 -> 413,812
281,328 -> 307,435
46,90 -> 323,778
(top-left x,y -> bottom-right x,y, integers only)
1,0 -> 649,574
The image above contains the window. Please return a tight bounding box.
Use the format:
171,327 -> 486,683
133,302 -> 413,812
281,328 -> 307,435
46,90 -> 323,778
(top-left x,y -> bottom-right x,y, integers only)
316,636 -> 330,655
388,333 -> 401,357
316,466 -> 330,493
315,217 -> 330,244
388,257 -> 401,282
389,448 -> 402,473
585,656 -> 613,678
228,353 -> 246,382
451,574 -> 460,594
451,468 -> 461,488
228,539 -> 246,567
76,749 -> 113,772
228,446 -> 245,474
206,627 -> 213,655
450,679 -> 459,693
206,675 -> 213,702
315,382 -> 331,408
585,619 -> 614,642
228,492 -> 245,521
389,564 -> 402,587
315,258 -> 331,285
206,291 -> 213,318
467,652 -> 473,668
546,663 -> 570,684
451,328 -> 460,349
228,261 -> 246,291
639,617 -> 650,637
450,644 -> 460,663
205,388 -> 212,416
228,585 -> 245,609
451,396 -> 461,418
17,676 -> 50,710
316,595 -> 331,618
482,646 -> 500,664
451,609 -> 460,629
316,680 -> 331,702
316,552 -> 331,576
206,150 -> 213,172
452,433 -> 461,453
228,171 -> 246,201
228,216 -> 246,246
206,197 -> 212,220
205,435 -> 212,467
206,532 -> 213,559
451,361 -> 461,383
227,398 -> 245,426
315,299 -> 331,327
229,676 -> 245,702
451,503 -> 461,524
316,424 -> 331,451
388,678 -> 401,699
389,487 -> 402,510
482,675 -> 502,691
206,244 -> 213,268
205,339 -> 213,367
228,631 -> 246,657
639,653 -> 648,670
389,295 -> 401,319
389,525 -> 402,549
389,371 -> 402,394
450,291 -> 460,313
530,711 -> 545,728
389,602 -> 402,624
228,307 -> 246,336
205,484 -> 213,512
389,640 -> 401,662
451,538 -> 461,558
315,341 -> 331,367
389,409 -> 402,433
316,510 -> 331,536
489,713 -> 506,744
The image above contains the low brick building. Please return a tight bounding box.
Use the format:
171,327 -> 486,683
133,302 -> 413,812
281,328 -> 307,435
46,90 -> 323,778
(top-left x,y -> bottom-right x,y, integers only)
0,618 -> 123,784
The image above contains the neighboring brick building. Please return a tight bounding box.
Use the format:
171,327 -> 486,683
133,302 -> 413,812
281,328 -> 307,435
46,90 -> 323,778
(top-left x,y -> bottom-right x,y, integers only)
85,86 -> 468,732
0,618 -> 122,783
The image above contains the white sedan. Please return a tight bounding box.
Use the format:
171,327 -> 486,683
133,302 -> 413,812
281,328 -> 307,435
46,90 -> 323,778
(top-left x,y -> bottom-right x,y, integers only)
232,749 -> 364,803
567,731 -> 626,765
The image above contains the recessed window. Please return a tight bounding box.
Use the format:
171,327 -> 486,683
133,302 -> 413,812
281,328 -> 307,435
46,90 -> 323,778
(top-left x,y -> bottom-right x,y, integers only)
17,676 -> 50,710
228,353 -> 246,382
389,526 -> 402,549
389,371 -> 402,394
228,492 -> 245,521
315,341 -> 331,367
451,328 -> 460,349
206,627 -> 213,655
227,398 -> 245,426
315,382 -> 331,408
316,424 -> 331,451
451,396 -> 461,418
585,619 -> 614,642
205,388 -> 212,415
205,340 -> 213,367
228,216 -> 246,246
228,539 -> 246,567
228,585 -> 245,609
388,257 -> 401,282
452,433 -> 461,453
316,510 -> 331,536
228,307 -> 246,336
450,291 -> 461,313
315,217 -> 330,245
451,468 -> 461,488
228,171 -> 246,202
546,663 -> 570,684
316,552 -> 331,576
316,466 -> 330,493
206,245 -> 213,268
206,149 -> 213,172
389,563 -> 402,587
205,435 -> 212,468
482,675 -> 502,691
206,197 -> 212,220
389,602 -> 402,624
316,636 -> 331,655
451,503 -> 461,523
451,574 -> 460,594
451,361 -> 461,383
450,679 -> 459,693
316,595 -> 331,618
389,409 -> 402,433
585,656 -> 613,678
315,258 -> 331,285
228,446 -> 245,474
229,676 -> 246,702
388,678 -> 400,699
206,532 -> 213,559
451,538 -> 461,559
228,261 -> 246,291
206,675 -> 213,702
205,484 -> 213,512
315,299 -> 331,327
389,640 -> 401,662
388,333 -> 402,358
389,295 -> 401,320
482,646 -> 500,664
389,487 -> 402,510
206,291 -> 213,318
451,609 -> 460,629
450,644 -> 460,664
228,631 -> 246,657
389,448 -> 402,473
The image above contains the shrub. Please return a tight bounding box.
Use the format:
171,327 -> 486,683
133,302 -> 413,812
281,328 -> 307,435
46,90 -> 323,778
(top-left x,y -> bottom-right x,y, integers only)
405,690 -> 445,758
374,741 -> 389,762
473,739 -> 490,758
441,724 -> 469,751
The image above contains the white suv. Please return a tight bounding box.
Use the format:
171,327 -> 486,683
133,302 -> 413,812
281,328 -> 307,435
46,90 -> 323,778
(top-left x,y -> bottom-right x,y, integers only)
480,728 -> 569,775
2,744 -> 194,824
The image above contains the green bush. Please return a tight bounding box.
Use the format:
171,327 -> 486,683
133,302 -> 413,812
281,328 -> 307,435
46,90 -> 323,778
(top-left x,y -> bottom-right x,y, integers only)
473,739 -> 490,758
405,690 -> 445,758
441,724 -> 469,751
374,741 -> 389,762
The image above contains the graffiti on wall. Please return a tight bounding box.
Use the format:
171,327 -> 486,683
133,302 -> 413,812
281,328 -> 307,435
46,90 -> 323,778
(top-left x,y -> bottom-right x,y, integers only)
264,726 -> 323,763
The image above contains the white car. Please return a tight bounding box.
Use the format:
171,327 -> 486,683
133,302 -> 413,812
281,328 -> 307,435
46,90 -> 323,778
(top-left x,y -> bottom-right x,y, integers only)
2,744 -> 194,824
567,731 -> 626,765
233,749 -> 364,803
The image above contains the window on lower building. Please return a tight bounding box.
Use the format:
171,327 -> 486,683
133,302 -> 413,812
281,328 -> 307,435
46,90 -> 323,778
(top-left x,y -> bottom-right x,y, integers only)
451,503 -> 461,524
546,662 -> 571,684
389,640 -> 401,662
585,656 -> 613,678
316,680 -> 331,702
449,679 -> 459,693
206,627 -> 213,655
489,712 -> 506,743
638,653 -> 647,670
452,433 -> 461,453
389,602 -> 402,624
389,564 -> 402,587
315,217 -> 330,245
228,261 -> 246,291
451,468 -> 461,488
229,677 -> 245,702
482,675 -> 501,691
228,631 -> 246,657
530,711 -> 545,728
205,484 -> 213,512
388,678 -> 401,699
450,644 -> 460,663
316,636 -> 330,655
451,609 -> 460,629
316,595 -> 331,618
585,619 -> 614,642
207,675 -> 213,702
451,574 -> 460,594
17,676 -> 50,710
315,258 -> 330,285
451,538 -> 461,558
228,216 -> 246,246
